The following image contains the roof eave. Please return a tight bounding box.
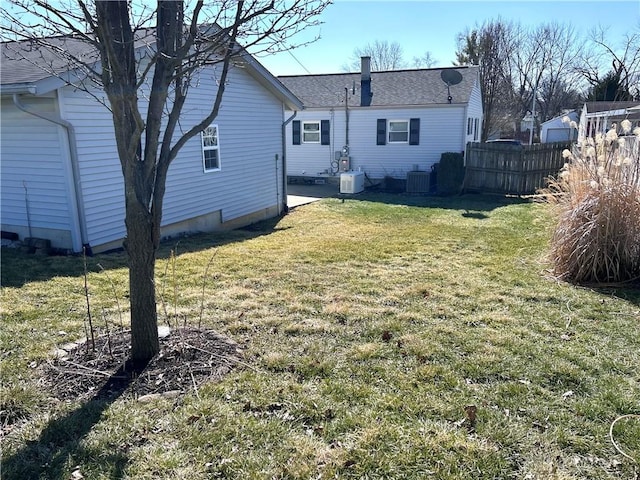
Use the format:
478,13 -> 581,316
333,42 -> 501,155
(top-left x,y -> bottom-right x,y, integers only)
240,55 -> 303,111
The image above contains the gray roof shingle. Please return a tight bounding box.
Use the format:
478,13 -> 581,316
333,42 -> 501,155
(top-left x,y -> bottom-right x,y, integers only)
1,31 -> 303,110
1,36 -> 98,85
0,31 -> 158,86
278,66 -> 479,108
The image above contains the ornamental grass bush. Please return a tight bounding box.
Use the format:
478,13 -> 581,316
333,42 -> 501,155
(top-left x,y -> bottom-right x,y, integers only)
540,118 -> 640,284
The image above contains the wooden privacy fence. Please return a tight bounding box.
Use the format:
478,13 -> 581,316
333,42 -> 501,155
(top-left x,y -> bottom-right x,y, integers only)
464,141 -> 569,195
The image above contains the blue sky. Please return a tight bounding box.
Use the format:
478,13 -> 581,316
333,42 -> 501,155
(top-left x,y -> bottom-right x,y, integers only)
255,0 -> 640,76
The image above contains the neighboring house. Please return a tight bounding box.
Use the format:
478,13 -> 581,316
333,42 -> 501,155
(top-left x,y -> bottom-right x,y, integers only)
278,58 -> 482,180
1,35 -> 302,254
540,110 -> 579,143
577,101 -> 640,143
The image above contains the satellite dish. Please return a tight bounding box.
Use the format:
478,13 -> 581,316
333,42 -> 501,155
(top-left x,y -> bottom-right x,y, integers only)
441,70 -> 463,103
441,69 -> 463,86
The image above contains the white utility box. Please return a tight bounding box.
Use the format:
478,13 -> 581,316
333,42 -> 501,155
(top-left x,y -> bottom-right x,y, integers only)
340,171 -> 365,194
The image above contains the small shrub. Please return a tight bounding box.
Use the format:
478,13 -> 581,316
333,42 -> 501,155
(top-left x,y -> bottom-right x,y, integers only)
540,120 -> 640,284
437,152 -> 465,195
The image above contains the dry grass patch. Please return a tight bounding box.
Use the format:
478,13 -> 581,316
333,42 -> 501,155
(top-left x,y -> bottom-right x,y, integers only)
2,193 -> 639,479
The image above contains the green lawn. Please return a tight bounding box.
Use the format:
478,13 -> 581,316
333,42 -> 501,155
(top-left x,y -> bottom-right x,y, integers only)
2,193 -> 639,479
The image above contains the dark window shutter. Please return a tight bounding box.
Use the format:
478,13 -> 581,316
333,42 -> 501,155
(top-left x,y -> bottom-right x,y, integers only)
321,120 -> 330,145
376,119 -> 387,145
409,118 -> 420,145
292,120 -> 301,145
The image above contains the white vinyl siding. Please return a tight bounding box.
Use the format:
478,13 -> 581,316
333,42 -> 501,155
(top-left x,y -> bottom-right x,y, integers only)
0,96 -> 75,248
465,75 -> 483,145
57,61 -> 286,250
160,64 -> 284,225
60,85 -> 126,248
286,106 -> 467,179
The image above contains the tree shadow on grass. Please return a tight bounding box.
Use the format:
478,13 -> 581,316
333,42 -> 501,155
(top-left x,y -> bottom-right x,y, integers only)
0,216 -> 290,288
336,190 -> 529,213
1,362 -> 145,480
0,194 -> 521,288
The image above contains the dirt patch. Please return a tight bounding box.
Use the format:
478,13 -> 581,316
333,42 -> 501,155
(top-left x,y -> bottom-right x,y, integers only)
43,327 -> 244,402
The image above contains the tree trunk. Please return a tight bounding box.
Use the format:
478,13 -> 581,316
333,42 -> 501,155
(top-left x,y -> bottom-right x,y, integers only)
124,198 -> 160,364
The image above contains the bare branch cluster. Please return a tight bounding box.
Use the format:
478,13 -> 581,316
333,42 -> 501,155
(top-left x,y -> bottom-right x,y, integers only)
455,18 -> 638,141
343,40 -> 436,72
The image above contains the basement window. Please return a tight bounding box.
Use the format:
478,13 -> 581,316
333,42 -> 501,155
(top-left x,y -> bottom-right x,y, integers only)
202,124 -> 221,172
388,120 -> 409,143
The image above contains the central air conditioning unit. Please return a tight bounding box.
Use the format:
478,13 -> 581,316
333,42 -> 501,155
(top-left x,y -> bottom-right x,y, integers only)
406,171 -> 431,194
340,171 -> 365,194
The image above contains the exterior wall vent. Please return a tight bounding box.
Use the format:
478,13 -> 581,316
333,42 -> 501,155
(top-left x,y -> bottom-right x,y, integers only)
406,171 -> 431,194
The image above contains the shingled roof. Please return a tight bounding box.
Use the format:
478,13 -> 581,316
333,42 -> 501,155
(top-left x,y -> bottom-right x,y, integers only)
278,65 -> 479,109
0,31 -> 157,92
1,31 -> 303,110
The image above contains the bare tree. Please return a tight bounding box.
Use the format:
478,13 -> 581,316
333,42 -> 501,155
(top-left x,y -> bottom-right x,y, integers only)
343,40 -> 435,72
455,19 -> 516,141
411,51 -> 437,69
343,40 -> 408,71
1,0 -> 328,363
531,24 -> 584,121
457,19 -> 586,141
505,22 -> 584,138
577,25 -> 640,100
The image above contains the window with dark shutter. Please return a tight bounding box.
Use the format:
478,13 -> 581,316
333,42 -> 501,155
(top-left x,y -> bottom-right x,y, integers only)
377,118 -> 387,145
321,120 -> 330,145
292,120 -> 301,145
409,118 -> 420,145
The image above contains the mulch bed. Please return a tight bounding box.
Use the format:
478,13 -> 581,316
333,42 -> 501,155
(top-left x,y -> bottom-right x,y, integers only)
42,327 -> 244,403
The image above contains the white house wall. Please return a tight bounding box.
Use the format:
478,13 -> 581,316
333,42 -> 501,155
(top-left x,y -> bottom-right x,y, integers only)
464,78 -> 483,144
0,96 -> 77,248
162,64 -> 285,226
59,86 -> 125,249
286,105 -> 467,179
59,62 -> 285,251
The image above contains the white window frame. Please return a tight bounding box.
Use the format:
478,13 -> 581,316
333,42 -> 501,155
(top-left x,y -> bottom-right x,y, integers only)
388,120 -> 409,143
201,124 -> 221,172
302,121 -> 321,143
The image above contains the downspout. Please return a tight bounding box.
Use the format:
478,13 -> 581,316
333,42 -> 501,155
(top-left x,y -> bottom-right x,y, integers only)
462,102 -> 470,165
345,87 -> 349,146
282,109 -> 298,214
12,93 -> 90,253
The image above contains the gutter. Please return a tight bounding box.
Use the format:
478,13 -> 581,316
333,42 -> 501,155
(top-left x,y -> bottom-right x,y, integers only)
12,93 -> 90,254
281,109 -> 298,213
1,84 -> 38,95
